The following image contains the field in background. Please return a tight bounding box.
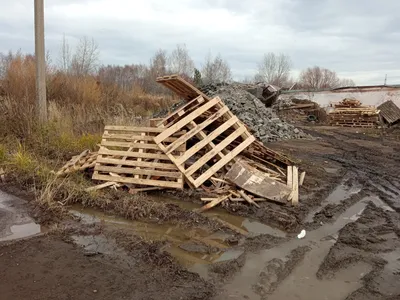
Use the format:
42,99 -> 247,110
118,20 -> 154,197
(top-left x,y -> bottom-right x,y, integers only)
0,52 -> 179,203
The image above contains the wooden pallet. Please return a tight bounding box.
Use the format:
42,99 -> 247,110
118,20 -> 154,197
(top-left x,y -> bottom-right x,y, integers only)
56,150 -> 98,176
156,74 -> 210,101
156,95 -> 207,127
154,96 -> 255,188
93,126 -> 185,189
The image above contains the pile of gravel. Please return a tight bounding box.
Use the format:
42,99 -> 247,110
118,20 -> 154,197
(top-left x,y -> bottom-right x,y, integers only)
200,83 -> 310,143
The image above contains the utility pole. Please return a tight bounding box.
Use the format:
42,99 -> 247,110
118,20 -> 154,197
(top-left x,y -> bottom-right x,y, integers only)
34,0 -> 47,123
384,74 -> 387,86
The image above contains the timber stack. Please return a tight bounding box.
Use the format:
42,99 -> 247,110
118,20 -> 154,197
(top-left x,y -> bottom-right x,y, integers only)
56,75 -> 305,212
328,98 -> 380,128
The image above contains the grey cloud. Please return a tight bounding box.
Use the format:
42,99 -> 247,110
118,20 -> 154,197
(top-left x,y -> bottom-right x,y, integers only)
1,0 -> 400,85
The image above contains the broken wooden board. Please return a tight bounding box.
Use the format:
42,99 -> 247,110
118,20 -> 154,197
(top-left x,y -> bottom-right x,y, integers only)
56,150 -> 98,176
93,126 -> 185,189
0,168 -> 5,183
196,194 -> 231,213
85,182 -> 121,192
154,96 -> 255,188
225,159 -> 292,203
156,74 -> 210,101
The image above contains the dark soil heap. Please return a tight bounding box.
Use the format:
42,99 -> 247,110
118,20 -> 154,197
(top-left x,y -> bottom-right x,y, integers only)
200,83 -> 310,143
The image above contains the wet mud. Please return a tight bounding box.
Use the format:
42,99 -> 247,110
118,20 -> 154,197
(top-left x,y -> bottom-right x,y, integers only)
0,190 -> 42,242
1,126 -> 400,300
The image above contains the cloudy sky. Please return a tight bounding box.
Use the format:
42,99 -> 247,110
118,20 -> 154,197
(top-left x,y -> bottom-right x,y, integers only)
1,0 -> 399,85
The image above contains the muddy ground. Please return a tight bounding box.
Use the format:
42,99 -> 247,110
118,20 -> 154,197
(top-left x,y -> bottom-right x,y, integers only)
1,125 -> 400,300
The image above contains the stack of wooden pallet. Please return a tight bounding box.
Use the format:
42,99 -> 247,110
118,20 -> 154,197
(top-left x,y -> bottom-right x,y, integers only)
329,98 -> 380,128
57,75 -> 304,211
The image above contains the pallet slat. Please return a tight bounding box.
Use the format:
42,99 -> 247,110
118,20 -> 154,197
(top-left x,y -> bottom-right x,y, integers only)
154,96 -> 255,188
93,126 -> 185,189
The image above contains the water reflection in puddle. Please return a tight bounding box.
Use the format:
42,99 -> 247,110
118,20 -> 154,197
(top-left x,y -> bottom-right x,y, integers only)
0,190 -> 42,242
306,182 -> 363,223
69,193 -> 286,267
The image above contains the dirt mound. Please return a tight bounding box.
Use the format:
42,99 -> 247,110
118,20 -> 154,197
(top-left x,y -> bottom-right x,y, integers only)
199,83 -> 310,143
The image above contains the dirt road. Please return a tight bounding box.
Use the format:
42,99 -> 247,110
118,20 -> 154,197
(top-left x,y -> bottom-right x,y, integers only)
1,126 -> 400,300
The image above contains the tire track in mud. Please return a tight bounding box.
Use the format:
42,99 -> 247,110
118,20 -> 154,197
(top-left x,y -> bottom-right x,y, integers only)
213,127 -> 400,300
213,188 -> 374,300
308,129 -> 400,212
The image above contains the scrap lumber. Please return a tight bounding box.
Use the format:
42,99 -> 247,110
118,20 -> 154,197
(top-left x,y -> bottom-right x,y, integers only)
238,190 -> 260,208
154,96 -> 255,188
56,150 -> 98,176
291,166 -> 299,206
156,74 -> 210,101
93,126 -> 185,189
299,171 -> 306,186
377,100 -> 400,125
196,194 -> 231,213
225,159 -> 292,203
329,99 -> 380,128
85,182 -> 121,192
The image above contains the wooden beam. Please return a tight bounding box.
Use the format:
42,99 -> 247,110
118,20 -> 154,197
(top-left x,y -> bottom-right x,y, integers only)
292,166 -> 299,206
299,171 -> 306,186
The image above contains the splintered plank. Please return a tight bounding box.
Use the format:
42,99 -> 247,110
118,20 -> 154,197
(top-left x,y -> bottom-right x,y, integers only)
154,96 -> 255,188
93,126 -> 185,189
225,160 -> 292,203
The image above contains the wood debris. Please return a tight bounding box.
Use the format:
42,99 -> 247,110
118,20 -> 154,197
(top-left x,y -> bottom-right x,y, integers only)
329,98 -> 380,128
56,150 -> 98,176
57,74 -> 304,211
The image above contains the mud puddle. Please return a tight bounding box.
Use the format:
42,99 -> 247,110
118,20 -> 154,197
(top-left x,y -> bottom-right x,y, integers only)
69,196 -> 283,268
70,205 -> 227,266
0,190 -> 42,242
305,181 -> 362,222
150,194 -> 286,238
374,249 -> 400,297
218,194 -> 391,300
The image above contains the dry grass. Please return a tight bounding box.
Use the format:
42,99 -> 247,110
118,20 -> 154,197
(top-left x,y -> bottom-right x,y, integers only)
0,144 -> 6,163
0,52 -> 177,142
0,52 -> 184,223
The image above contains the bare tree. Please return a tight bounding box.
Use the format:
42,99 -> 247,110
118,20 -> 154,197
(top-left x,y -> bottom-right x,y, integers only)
339,78 -> 356,87
201,52 -> 232,84
58,33 -> 72,72
149,49 -> 167,78
255,52 -> 292,87
167,44 -> 194,79
0,50 -> 14,79
299,66 -> 355,89
71,36 -> 100,76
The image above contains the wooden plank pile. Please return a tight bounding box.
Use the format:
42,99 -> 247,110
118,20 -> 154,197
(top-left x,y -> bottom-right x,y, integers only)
329,98 -> 380,128
56,75 -> 304,211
